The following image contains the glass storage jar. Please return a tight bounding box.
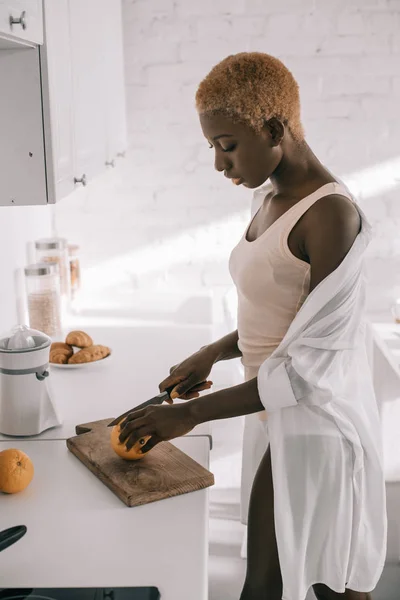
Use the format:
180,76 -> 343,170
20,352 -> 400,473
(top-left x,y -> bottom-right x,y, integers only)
35,238 -> 70,300
68,244 -> 81,300
24,263 -> 62,337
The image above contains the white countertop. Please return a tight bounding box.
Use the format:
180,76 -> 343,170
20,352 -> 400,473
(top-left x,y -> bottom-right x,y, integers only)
0,436 -> 210,599
0,324 -> 213,446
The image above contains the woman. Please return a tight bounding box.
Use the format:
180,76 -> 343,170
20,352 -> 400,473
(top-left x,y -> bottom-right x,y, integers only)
115,53 -> 387,600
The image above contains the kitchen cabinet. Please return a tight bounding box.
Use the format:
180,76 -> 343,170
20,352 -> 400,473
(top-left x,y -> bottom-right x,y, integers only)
67,0 -> 108,185
0,0 -> 127,206
40,0 -> 75,200
0,0 -> 43,46
42,0 -> 128,202
103,0 -> 127,165
0,46 -> 47,206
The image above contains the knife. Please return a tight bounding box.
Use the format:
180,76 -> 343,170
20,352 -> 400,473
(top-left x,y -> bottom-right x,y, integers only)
0,525 -> 27,553
107,385 -> 175,428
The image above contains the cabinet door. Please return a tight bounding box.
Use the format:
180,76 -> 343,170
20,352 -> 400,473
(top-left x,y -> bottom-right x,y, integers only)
103,0 -> 127,165
0,47 -> 47,206
40,0 -> 75,202
0,0 -> 43,45
69,0 -> 107,186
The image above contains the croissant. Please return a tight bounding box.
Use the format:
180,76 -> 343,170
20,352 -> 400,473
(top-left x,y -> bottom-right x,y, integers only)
68,344 -> 111,364
50,342 -> 73,364
96,345 -> 111,358
50,342 -> 73,357
50,351 -> 69,364
65,331 -> 93,348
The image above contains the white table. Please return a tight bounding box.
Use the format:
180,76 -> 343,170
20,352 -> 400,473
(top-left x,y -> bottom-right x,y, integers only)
0,323 -> 213,447
0,436 -> 210,600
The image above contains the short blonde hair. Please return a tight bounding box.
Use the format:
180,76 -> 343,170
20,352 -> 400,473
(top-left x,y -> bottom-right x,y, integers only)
195,52 -> 304,141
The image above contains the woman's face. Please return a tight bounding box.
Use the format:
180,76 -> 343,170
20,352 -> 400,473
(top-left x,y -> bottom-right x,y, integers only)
199,113 -> 283,189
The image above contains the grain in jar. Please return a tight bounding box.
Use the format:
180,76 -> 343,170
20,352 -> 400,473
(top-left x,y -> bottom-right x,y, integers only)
24,263 -> 62,338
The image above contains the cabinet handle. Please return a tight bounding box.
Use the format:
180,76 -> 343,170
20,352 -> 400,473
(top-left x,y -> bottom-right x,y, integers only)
74,174 -> 87,186
117,151 -> 126,158
9,10 -> 27,30
105,159 -> 115,168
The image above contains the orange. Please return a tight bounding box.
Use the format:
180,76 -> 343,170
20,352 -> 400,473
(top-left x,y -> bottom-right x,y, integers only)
110,425 -> 151,460
0,448 -> 34,494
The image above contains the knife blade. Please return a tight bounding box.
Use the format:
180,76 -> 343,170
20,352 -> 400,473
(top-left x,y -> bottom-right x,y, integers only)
107,388 -> 173,427
0,525 -> 27,553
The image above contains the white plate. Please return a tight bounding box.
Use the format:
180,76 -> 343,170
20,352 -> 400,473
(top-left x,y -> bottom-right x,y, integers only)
49,354 -> 112,370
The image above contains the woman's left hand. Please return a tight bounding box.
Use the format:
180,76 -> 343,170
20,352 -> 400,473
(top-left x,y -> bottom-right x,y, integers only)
118,403 -> 197,453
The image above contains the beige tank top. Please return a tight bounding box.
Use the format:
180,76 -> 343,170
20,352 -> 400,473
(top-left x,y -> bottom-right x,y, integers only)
229,181 -> 353,372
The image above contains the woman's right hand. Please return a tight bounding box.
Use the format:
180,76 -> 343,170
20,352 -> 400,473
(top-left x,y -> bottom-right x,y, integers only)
159,346 -> 217,401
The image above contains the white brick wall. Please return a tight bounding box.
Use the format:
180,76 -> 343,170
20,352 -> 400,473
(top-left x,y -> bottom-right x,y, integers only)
55,0 -> 400,317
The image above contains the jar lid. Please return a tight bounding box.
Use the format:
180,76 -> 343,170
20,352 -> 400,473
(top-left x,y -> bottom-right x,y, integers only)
35,237 -> 67,250
68,244 -> 79,256
24,262 -> 59,277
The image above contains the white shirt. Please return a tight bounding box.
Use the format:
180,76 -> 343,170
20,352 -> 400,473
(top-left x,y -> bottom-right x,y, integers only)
257,205 -> 387,599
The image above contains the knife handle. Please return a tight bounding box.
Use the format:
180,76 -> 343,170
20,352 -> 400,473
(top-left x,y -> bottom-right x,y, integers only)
158,390 -> 171,402
0,525 -> 27,553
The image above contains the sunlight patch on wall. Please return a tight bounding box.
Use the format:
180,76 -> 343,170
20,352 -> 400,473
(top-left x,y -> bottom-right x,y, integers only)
80,156 -> 400,298
82,212 -> 249,291
341,156 -> 400,200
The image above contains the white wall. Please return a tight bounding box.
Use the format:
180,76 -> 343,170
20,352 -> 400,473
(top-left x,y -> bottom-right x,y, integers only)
54,0 -> 400,315
0,205 -> 52,333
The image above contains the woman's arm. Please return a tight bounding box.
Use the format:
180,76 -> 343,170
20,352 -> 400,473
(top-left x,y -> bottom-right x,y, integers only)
189,376 -> 262,424
157,329 -> 242,401
205,329 -> 242,362
299,193 -> 361,292
119,377 -> 264,452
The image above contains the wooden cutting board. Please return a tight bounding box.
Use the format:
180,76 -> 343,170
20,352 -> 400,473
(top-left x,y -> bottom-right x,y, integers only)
66,418 -> 214,507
